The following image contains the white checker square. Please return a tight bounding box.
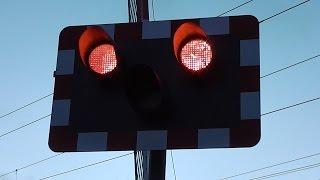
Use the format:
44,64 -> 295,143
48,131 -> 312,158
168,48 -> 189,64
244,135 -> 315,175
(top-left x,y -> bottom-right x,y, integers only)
56,50 -> 75,75
198,128 -> 230,148
240,39 -> 260,66
51,99 -> 71,126
241,92 -> 260,119
137,130 -> 167,150
200,17 -> 229,35
77,132 -> 108,151
142,21 -> 171,39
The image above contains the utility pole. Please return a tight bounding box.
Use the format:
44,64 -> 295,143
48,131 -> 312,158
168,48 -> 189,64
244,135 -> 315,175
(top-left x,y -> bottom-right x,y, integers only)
128,1 -> 166,180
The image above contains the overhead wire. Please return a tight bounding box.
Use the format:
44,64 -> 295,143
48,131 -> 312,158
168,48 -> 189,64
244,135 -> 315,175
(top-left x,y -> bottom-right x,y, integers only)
220,1 -> 319,177
221,2 -> 318,177
217,0 -> 255,17
259,0 -> 311,23
261,96 -> 320,116
39,152 -> 133,180
0,153 -> 64,179
256,0 -> 320,116
151,0 -> 155,20
170,150 -> 177,180
0,93 -> 52,120
220,152 -> 320,179
0,114 -> 51,139
261,54 -> 320,78
249,162 -> 320,180
221,99 -> 320,178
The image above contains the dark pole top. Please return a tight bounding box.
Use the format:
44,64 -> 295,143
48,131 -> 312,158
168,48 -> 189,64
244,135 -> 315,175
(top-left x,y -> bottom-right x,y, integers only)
128,0 -> 149,22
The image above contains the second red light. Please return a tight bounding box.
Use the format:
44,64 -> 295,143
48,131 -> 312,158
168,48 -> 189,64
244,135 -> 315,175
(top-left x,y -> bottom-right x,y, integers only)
180,39 -> 212,72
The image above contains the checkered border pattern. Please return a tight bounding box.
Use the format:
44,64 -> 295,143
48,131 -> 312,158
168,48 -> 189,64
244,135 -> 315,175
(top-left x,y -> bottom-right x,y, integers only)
49,15 -> 260,152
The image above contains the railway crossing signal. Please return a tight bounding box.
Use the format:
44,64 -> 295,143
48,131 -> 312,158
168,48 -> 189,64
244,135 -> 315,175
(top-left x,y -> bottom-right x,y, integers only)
49,15 -> 260,152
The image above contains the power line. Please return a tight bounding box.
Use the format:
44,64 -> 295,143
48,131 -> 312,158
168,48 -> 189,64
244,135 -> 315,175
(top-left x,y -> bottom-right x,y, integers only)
0,114 -> 51,139
0,153 -> 63,179
261,96 -> 320,116
170,150 -> 177,180
217,0 -> 255,17
0,93 -> 52,120
17,153 -> 63,172
39,152 -> 133,180
220,152 -> 320,179
259,0 -> 311,23
249,162 -> 320,180
151,0 -> 155,20
261,54 -> 320,78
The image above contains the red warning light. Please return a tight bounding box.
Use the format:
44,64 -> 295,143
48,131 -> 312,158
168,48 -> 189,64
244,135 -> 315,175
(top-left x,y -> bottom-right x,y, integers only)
79,26 -> 117,76
88,44 -> 117,75
173,22 -> 213,73
180,39 -> 212,72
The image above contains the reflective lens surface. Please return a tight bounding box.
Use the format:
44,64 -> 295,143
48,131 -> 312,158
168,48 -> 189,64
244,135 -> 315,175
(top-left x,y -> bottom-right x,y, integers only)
180,39 -> 212,72
88,44 -> 117,75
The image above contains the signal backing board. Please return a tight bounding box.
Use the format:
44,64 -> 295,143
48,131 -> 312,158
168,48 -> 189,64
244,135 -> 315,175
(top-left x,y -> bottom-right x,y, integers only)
49,15 -> 260,152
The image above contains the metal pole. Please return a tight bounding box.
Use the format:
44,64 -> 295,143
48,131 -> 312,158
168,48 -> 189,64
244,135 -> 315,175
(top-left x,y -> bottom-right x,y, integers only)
148,150 -> 166,180
128,0 -> 149,22
128,1 -> 166,180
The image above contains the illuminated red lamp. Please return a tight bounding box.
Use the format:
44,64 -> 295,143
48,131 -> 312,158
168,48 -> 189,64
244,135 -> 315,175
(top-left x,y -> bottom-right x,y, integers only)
79,27 -> 118,75
180,39 -> 212,71
88,44 -> 117,75
173,23 -> 214,72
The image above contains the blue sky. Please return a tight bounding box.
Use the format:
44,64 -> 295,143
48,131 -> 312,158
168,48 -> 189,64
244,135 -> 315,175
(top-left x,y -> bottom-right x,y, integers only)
0,0 -> 320,179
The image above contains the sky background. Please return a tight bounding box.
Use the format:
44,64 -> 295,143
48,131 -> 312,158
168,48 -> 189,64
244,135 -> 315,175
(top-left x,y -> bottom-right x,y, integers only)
0,0 -> 320,179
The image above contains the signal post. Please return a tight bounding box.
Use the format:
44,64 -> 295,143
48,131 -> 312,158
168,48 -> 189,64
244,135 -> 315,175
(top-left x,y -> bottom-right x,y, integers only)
129,1 -> 166,179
